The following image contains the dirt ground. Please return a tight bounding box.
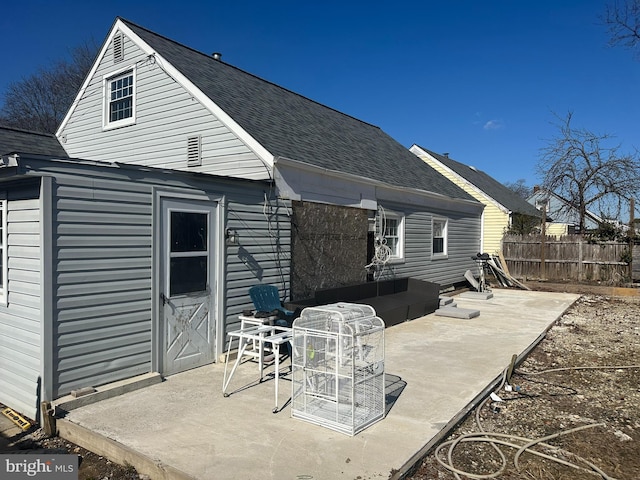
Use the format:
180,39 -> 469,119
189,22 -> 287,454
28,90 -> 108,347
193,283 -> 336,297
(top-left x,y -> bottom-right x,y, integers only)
407,286 -> 640,480
2,283 -> 639,480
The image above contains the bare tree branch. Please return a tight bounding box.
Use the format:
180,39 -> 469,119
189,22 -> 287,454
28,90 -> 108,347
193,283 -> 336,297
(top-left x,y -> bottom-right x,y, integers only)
0,41 -> 97,133
602,0 -> 640,58
504,179 -> 532,199
537,111 -> 640,232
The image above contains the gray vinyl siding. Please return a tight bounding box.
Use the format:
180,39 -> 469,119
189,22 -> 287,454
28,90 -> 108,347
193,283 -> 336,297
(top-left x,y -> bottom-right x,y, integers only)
379,201 -> 481,288
0,189 -> 42,420
224,198 -> 291,331
53,174 -> 153,396
59,30 -> 269,181
0,157 -> 291,406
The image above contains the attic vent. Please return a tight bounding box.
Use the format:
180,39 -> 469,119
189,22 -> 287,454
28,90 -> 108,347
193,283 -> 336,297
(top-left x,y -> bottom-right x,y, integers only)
187,136 -> 202,166
113,33 -> 124,63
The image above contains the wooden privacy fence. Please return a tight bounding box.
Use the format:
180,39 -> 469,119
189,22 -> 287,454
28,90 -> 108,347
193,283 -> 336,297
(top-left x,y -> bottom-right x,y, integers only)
502,235 -> 635,284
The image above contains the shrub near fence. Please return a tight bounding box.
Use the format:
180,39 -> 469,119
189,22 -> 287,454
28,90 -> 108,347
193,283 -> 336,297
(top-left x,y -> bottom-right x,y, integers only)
502,234 -> 632,284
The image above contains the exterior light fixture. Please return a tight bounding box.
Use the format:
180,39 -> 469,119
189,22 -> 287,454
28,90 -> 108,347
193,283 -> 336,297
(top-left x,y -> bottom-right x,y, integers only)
225,228 -> 239,245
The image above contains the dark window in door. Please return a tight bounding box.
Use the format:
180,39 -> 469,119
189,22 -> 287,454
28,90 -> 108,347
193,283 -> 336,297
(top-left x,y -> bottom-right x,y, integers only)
170,211 -> 208,295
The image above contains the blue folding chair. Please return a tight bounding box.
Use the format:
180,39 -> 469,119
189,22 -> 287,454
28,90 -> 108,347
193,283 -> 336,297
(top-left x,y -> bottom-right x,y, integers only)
249,284 -> 294,319
249,285 -> 295,357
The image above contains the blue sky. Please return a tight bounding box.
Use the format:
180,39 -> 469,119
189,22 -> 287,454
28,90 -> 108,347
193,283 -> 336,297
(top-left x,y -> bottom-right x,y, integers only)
1,1 -> 638,188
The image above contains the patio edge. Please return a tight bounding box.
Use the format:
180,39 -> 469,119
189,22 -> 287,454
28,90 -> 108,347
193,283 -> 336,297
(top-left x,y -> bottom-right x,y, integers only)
57,418 -> 197,480
390,293 -> 581,479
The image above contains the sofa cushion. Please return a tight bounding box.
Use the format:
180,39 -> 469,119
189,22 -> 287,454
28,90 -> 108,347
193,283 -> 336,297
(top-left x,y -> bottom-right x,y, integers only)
293,277 -> 441,328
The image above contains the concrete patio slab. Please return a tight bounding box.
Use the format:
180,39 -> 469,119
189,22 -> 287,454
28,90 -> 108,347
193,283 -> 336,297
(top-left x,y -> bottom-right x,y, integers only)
55,289 -> 579,480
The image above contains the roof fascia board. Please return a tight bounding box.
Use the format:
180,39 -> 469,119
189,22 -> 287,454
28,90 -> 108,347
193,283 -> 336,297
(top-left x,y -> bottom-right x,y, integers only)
274,156 -> 482,212
57,19 -> 275,170
411,145 -> 509,214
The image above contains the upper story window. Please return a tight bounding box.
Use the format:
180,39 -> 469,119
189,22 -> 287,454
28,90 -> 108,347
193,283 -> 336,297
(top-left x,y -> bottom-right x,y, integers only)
0,198 -> 7,305
383,211 -> 405,261
535,197 -> 550,212
432,217 -> 448,258
104,68 -> 136,129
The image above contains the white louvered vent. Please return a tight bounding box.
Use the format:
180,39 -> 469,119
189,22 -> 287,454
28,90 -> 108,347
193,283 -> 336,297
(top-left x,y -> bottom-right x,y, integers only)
113,32 -> 124,63
187,136 -> 202,166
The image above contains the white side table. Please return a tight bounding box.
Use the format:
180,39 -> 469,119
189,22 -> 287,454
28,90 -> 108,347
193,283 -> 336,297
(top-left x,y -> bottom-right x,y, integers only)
238,314 -> 277,361
222,325 -> 293,412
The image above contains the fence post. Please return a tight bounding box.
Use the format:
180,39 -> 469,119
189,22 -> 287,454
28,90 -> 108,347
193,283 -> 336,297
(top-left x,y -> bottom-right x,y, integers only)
540,220 -> 546,280
630,198 -> 635,283
578,237 -> 583,282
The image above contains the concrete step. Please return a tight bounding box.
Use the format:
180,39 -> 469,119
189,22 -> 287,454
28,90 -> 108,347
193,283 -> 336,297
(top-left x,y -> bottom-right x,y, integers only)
435,306 -> 480,319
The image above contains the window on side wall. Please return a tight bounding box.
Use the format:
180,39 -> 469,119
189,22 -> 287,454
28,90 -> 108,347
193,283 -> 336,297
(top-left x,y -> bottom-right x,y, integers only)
432,217 -> 448,258
104,68 -> 136,129
535,198 -> 549,212
383,211 -> 405,261
0,198 -> 6,304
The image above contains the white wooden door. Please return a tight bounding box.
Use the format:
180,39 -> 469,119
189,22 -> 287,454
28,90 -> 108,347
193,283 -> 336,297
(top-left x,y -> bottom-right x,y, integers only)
161,198 -> 217,375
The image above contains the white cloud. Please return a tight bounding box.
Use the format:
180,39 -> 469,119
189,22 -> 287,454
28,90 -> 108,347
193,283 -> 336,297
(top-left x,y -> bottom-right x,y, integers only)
483,119 -> 504,130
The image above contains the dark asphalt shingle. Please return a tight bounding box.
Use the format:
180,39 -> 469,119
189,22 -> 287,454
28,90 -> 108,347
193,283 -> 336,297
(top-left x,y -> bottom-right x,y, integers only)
0,126 -> 68,157
122,19 -> 475,202
417,147 -> 540,216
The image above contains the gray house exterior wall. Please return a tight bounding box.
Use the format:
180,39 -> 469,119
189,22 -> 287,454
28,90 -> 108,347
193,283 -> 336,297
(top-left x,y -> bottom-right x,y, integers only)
377,199 -> 481,287
0,16 -> 489,423
0,155 -> 289,419
0,181 -> 43,418
59,24 -> 269,180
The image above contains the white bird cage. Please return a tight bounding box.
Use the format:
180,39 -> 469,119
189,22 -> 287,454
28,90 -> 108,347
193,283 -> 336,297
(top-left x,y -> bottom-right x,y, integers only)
291,302 -> 385,436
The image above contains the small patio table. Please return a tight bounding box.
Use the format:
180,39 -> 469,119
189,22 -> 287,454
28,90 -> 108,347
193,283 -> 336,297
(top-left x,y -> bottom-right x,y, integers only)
222,324 -> 293,413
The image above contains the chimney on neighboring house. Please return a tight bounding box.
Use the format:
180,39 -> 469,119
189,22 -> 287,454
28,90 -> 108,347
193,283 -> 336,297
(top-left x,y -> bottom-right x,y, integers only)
533,185 -> 540,193
212,52 -> 222,60
442,152 -> 449,158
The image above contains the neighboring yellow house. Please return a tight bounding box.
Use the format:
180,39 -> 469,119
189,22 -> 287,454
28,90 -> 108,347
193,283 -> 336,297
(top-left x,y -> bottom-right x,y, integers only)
410,145 -> 541,255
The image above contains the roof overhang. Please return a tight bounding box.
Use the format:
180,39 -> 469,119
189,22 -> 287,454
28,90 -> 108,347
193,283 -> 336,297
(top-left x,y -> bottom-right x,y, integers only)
274,156 -> 483,214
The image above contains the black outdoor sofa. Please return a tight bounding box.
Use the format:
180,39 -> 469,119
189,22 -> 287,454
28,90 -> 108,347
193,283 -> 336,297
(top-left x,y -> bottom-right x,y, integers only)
287,277 -> 440,328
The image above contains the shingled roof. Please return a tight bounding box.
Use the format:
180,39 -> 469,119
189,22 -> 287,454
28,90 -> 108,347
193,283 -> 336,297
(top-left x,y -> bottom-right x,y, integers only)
418,146 -> 540,216
0,126 -> 68,157
121,19 -> 474,202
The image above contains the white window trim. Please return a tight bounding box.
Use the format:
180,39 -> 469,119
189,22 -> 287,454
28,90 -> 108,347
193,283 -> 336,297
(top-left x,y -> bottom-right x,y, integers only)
432,217 -> 448,259
383,210 -> 405,262
0,198 -> 7,305
535,197 -> 550,213
102,65 -> 137,130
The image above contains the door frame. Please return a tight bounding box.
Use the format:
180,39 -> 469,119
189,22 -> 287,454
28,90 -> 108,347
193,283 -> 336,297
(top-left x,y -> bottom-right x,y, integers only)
152,188 -> 226,374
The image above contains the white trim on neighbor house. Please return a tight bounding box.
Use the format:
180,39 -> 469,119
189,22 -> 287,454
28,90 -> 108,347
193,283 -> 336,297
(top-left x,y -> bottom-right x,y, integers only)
410,145 -> 510,215
480,208 -> 485,253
